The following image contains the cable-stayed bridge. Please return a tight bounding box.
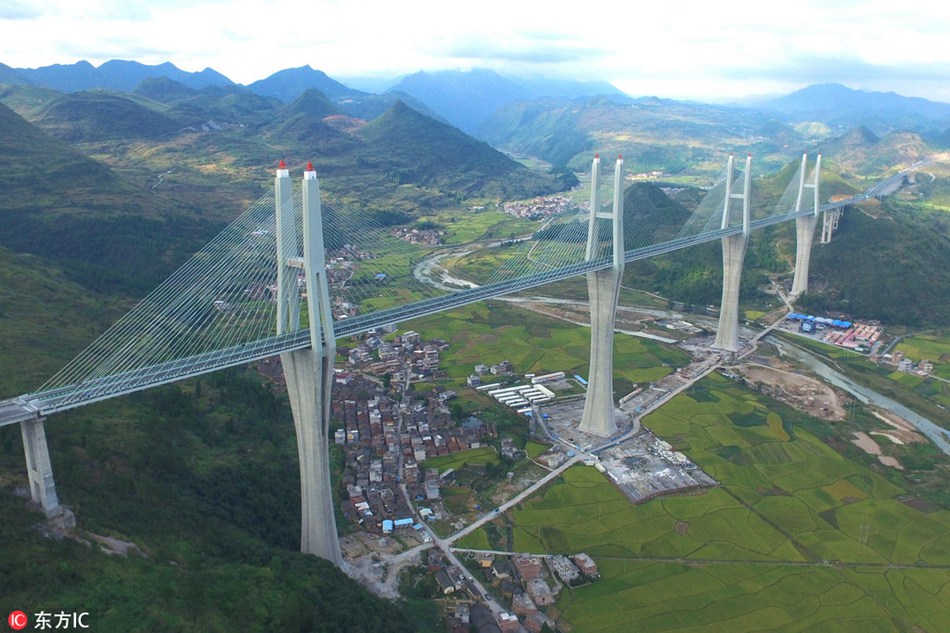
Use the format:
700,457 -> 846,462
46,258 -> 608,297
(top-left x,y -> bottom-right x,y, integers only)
0,157 -> 917,423
1,153 -> 924,563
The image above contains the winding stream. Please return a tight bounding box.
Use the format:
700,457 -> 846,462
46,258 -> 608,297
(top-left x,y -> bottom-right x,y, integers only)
769,336 -> 950,456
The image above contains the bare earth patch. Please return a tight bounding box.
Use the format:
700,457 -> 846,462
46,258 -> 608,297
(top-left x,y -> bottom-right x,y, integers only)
87,532 -> 144,557
735,362 -> 846,421
851,431 -> 881,455
851,431 -> 904,470
877,455 -> 905,470
868,408 -> 926,444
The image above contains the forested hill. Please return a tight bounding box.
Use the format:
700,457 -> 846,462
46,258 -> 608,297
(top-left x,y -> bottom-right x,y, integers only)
356,100 -> 576,198
799,196 -> 950,327
0,102 -> 222,295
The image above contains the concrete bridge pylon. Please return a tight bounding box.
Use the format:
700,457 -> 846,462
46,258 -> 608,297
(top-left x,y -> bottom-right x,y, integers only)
20,415 -> 61,517
820,206 -> 841,244
714,154 -> 752,353
578,155 -> 624,437
790,154 -> 821,297
275,163 -> 343,565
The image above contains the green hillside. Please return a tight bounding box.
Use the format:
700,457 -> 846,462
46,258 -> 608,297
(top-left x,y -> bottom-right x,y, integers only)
0,247 -> 125,395
135,79 -> 283,127
357,100 -> 569,198
814,128 -> 932,176
480,96 -> 803,179
1,85 -> 571,220
620,182 -> 778,306
0,102 -> 222,294
29,91 -> 187,142
799,192 -> 950,326
279,88 -> 344,120
481,94 -> 941,191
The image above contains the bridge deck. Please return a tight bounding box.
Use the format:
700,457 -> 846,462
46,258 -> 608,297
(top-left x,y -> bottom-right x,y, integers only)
0,162 -> 925,426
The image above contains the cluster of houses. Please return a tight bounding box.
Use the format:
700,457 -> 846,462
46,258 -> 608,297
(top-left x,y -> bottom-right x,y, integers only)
884,350 -> 935,376
466,361 -> 514,388
346,330 -> 449,380
820,322 -> 882,352
503,195 -> 575,220
442,552 -> 599,632
390,226 -> 445,245
332,342 -> 497,534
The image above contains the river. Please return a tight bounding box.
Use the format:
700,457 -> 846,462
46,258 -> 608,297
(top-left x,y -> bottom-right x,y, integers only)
769,336 -> 950,456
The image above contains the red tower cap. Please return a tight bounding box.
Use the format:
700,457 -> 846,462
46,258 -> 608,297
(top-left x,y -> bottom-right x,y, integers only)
278,159 -> 287,169
306,161 -> 314,171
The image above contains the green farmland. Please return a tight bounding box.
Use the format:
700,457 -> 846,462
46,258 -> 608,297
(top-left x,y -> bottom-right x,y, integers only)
407,301 -> 689,387
420,446 -> 499,472
473,372 -> 950,632
896,330 -> 950,381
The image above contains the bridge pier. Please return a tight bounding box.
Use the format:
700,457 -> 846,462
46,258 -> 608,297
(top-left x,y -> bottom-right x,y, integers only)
579,156 -> 624,437
790,154 -> 821,297
714,155 -> 752,353
276,163 -> 343,565
791,215 -> 817,296
20,417 -> 61,517
282,349 -> 339,562
820,207 -> 841,244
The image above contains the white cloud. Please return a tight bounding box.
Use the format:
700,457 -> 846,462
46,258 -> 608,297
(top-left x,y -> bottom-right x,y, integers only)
0,0 -> 42,20
2,0 -> 949,101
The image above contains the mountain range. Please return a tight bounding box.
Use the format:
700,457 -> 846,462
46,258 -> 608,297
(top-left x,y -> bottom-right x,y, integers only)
1,60 -> 626,134
5,59 -> 950,175
0,58 -> 947,328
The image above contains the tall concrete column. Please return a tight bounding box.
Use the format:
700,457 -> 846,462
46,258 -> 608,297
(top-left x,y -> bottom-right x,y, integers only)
790,154 -> 821,297
276,162 -> 342,565
579,156 -> 624,437
20,417 -> 61,517
282,349 -> 339,563
791,215 -> 817,296
820,207 -> 841,244
714,155 -> 752,352
715,235 -> 748,352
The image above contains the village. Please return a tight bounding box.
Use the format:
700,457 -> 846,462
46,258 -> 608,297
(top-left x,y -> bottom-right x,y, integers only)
503,195 -> 576,220
321,320 -> 730,632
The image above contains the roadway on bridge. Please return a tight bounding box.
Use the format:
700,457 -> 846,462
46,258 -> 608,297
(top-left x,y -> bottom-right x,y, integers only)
0,160 -> 929,426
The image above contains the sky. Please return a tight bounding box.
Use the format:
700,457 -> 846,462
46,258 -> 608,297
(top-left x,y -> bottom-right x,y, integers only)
3,0 -> 950,103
